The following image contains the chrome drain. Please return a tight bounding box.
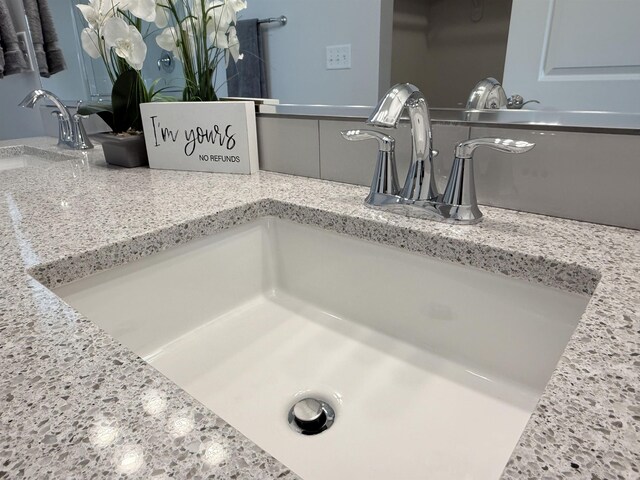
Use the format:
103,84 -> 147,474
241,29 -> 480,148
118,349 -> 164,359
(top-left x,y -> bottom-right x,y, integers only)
288,398 -> 335,435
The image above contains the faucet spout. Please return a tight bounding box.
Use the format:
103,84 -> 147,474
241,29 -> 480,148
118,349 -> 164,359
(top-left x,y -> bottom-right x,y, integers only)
366,83 -> 437,201
19,89 -> 71,122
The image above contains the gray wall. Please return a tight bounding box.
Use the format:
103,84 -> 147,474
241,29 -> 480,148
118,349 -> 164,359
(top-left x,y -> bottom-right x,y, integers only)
256,115 -> 640,230
241,0 -> 393,105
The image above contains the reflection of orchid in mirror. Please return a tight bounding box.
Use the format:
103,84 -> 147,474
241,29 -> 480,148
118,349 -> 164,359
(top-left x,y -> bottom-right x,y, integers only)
154,0 -> 248,101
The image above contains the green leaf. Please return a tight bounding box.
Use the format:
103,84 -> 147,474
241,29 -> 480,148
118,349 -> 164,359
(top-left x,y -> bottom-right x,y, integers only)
112,70 -> 147,133
182,68 -> 217,102
78,102 -> 115,131
152,92 -> 180,102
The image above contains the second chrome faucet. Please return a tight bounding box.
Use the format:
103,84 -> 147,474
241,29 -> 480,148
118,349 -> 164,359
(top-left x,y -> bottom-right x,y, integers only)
19,90 -> 93,150
342,83 -> 535,224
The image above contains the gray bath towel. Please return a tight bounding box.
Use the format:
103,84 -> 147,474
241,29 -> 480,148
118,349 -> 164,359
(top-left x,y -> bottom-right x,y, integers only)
22,0 -> 66,77
226,19 -> 267,98
0,0 -> 29,78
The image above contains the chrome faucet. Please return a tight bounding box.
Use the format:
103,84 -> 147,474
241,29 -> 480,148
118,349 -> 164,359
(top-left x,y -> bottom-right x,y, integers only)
19,89 -> 93,150
342,83 -> 535,224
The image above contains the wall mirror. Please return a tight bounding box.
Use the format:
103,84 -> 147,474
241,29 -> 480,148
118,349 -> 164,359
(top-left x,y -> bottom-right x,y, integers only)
39,0 -> 640,129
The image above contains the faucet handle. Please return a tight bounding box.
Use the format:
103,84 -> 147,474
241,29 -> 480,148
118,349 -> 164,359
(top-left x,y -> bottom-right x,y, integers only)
341,129 -> 400,197
341,129 -> 394,151
50,109 -> 73,146
455,138 -> 535,159
72,113 -> 93,150
507,95 -> 540,110
442,137 -> 535,222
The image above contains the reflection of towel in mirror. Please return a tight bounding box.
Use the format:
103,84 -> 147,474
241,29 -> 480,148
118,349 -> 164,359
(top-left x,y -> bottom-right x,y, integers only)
22,0 -> 66,77
0,0 -> 29,78
226,19 -> 267,98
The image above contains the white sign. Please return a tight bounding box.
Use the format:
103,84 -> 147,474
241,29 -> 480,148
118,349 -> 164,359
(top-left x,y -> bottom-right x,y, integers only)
140,101 -> 259,174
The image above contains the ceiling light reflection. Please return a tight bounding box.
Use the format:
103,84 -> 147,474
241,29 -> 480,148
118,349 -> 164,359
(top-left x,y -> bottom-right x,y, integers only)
141,389 -> 167,416
89,420 -> 119,448
203,441 -> 228,466
113,444 -> 144,474
166,412 -> 195,438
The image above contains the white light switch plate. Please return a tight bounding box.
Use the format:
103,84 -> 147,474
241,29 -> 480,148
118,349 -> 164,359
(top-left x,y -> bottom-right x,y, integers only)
326,44 -> 351,70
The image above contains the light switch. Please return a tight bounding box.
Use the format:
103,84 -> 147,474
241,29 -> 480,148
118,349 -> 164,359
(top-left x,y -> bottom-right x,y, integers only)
326,44 -> 351,70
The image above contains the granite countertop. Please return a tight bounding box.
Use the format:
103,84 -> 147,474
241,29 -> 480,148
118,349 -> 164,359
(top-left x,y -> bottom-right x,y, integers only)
0,137 -> 638,479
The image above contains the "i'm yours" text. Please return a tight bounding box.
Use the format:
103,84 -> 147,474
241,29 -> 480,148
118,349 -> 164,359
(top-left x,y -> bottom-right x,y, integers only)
149,116 -> 237,156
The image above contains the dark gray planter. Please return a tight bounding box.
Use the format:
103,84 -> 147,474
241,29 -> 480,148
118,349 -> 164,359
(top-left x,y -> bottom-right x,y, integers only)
97,133 -> 149,168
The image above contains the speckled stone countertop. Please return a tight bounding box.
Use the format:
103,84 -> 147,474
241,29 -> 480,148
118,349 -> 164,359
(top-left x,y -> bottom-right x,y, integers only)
0,137 -> 638,479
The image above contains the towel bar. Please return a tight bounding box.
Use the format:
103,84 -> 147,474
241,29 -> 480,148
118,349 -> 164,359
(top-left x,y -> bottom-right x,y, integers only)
258,15 -> 287,26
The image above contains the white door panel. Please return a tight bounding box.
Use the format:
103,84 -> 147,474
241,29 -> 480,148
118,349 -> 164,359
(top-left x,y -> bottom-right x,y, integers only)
503,0 -> 640,112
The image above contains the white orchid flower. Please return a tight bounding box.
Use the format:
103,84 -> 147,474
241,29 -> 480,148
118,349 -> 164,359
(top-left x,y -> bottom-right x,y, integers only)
80,27 -> 102,58
102,16 -> 147,70
204,1 -> 236,47
156,27 -> 182,59
208,21 -> 228,48
77,0 -> 158,28
226,25 -> 242,63
76,4 -> 100,29
123,0 -> 157,23
76,0 -> 118,29
154,0 -> 170,28
227,0 -> 247,13
211,0 -> 236,27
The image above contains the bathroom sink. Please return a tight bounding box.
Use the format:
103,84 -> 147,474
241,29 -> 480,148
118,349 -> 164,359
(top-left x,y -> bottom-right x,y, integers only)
0,145 -> 74,171
53,217 -> 590,480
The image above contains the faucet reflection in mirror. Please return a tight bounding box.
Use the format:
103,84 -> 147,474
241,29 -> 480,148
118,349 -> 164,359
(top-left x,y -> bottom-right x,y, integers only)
466,77 -> 540,110
342,83 -> 535,224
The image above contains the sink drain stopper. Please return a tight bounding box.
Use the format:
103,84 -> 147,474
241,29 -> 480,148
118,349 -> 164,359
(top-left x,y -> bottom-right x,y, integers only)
288,398 -> 335,435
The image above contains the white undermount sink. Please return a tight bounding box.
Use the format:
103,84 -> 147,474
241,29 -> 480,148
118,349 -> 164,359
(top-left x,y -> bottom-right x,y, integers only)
0,145 -> 74,171
53,217 -> 590,480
